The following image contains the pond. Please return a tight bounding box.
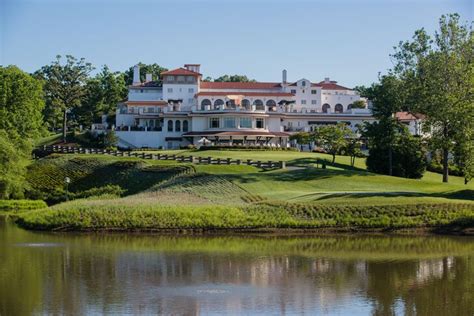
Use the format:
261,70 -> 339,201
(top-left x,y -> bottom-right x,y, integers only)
0,217 -> 472,315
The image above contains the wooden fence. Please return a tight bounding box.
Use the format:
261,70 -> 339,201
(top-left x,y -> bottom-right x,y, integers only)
41,145 -> 286,169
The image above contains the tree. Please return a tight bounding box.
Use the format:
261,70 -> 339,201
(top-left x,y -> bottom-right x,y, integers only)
77,66 -> 127,127
289,132 -> 311,151
213,74 -> 256,82
123,62 -> 167,85
351,100 -> 366,109
313,123 -> 353,163
363,121 -> 426,178
346,138 -> 362,167
0,66 -> 45,198
37,55 -> 93,142
392,14 -> 473,182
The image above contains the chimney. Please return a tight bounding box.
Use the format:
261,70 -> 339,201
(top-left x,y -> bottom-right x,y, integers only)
324,77 -> 330,83
145,73 -> 152,82
282,69 -> 287,84
133,65 -> 141,85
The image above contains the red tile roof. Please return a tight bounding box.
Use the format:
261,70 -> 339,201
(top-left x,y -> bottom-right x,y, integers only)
161,67 -> 201,77
200,82 -> 282,90
195,91 -> 294,97
312,81 -> 351,90
395,112 -> 425,121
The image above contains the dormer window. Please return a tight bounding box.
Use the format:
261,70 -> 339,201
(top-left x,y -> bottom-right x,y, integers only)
302,81 -> 306,86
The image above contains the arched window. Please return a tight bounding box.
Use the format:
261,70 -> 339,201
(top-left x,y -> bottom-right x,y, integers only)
214,99 -> 224,110
347,103 -> 353,110
183,120 -> 189,132
253,99 -> 264,111
266,100 -> 276,111
167,120 -> 173,132
201,99 -> 211,110
175,120 -> 181,132
241,99 -> 251,110
322,104 -> 331,113
335,104 -> 343,113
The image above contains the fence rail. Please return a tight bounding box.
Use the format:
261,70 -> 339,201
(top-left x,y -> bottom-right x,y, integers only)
40,145 -> 286,169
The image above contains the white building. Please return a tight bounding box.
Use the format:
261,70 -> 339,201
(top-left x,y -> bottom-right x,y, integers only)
115,64 -> 379,149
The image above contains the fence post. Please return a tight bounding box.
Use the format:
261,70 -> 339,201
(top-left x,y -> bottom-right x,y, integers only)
280,161 -> 286,169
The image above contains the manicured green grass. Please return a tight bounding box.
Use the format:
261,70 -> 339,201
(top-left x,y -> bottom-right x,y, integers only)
26,155 -> 194,200
20,152 -> 473,231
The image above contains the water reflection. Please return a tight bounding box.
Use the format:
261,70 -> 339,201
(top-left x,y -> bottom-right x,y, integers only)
0,218 -> 472,315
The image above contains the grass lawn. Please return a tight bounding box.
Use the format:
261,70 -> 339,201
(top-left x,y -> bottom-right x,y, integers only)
16,150 -> 473,232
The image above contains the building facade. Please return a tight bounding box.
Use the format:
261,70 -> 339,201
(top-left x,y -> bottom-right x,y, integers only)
115,64 -> 377,149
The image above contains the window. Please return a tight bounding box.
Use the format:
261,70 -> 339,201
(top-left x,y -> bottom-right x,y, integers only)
177,76 -> 185,82
183,120 -> 189,132
168,76 -> 174,81
241,99 -> 251,110
140,89 -> 144,93
167,120 -> 173,132
214,99 -> 224,110
291,89 -> 296,94
240,117 -> 252,128
335,104 -> 343,113
311,90 -> 317,94
187,76 -> 194,83
302,81 -> 306,86
201,99 -> 211,110
224,117 -> 236,128
322,104 -> 331,113
256,118 -> 264,129
253,99 -> 264,111
167,88 -> 173,93
311,100 -> 317,105
188,88 -> 194,93
301,100 -> 307,105
209,117 -> 220,128
175,120 -> 181,132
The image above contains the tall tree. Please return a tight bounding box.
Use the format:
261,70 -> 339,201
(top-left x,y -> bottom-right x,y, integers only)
392,14 -> 473,182
0,66 -> 45,198
37,55 -> 93,142
77,66 -> 127,127
124,63 -> 167,85
366,75 -> 405,175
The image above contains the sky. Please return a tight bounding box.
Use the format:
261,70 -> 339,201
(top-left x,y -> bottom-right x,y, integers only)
1,0 -> 472,87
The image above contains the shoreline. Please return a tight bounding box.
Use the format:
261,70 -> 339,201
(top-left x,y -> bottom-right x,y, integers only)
15,222 -> 474,236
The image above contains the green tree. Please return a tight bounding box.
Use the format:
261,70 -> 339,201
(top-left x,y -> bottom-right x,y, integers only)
350,100 -> 366,109
392,13 -> 473,182
363,123 -> 426,178
77,66 -> 127,127
124,62 -> 167,85
289,132 -> 311,146
37,55 -> 94,142
214,74 -> 256,82
346,138 -> 363,167
0,66 -> 45,198
313,123 -> 353,163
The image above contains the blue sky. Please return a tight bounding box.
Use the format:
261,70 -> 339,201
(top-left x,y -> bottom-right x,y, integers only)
1,0 -> 472,87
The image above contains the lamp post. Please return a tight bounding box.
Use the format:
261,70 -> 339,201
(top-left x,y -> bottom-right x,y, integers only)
64,177 -> 70,201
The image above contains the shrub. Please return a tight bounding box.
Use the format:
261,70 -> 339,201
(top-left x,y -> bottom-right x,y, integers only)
0,199 -> 47,212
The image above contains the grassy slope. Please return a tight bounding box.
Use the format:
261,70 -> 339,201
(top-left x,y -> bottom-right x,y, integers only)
19,151 -> 474,231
